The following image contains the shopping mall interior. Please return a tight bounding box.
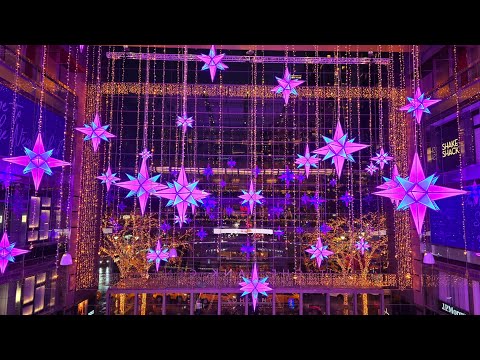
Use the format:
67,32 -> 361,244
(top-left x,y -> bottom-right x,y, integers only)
0,44 -> 479,316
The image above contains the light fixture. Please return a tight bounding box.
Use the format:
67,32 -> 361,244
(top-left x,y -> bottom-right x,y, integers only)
423,252 -> 435,265
60,252 -> 73,266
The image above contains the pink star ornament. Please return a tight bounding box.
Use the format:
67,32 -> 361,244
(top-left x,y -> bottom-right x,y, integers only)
271,67 -> 305,105
371,147 -> 394,170
155,166 -> 210,228
365,162 -> 378,175
238,180 -> 264,214
373,153 -> 467,235
3,134 -> 70,191
76,113 -> 116,152
399,87 -> 440,124
176,114 -> 194,132
197,45 -> 228,82
0,233 -> 30,274
313,121 -> 369,178
295,144 -> 320,179
239,263 -> 272,311
97,166 -> 120,191
306,237 -> 334,268
146,240 -> 170,272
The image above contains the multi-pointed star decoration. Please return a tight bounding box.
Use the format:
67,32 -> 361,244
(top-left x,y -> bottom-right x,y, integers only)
114,156 -> 164,216
174,215 -> 189,226
75,113 -> 116,152
241,241 -> 255,260
0,233 -> 30,274
340,191 -> 354,207
197,45 -> 228,82
355,237 -> 371,256
3,134 -> 70,191
202,196 -> 216,213
313,121 -> 369,178
274,226 -> 284,240
97,166 -> 120,192
365,162 -> 379,176
252,166 -> 261,177
279,166 -> 295,187
309,193 -> 326,210
377,164 -> 401,206
371,147 -> 394,170
271,68 -> 305,105
155,166 -> 211,228
176,114 -> 194,132
238,180 -> 264,214
270,206 -> 284,218
227,158 -> 236,168
203,164 -> 214,180
319,223 -> 332,234
399,87 -> 441,124
329,178 -> 337,187
301,193 -> 311,205
139,148 -> 152,160
146,240 -> 170,272
197,227 -> 207,240
295,144 -> 320,179
160,221 -> 171,233
373,152 -> 467,235
306,237 -> 334,268
466,180 -> 480,206
239,263 -> 272,311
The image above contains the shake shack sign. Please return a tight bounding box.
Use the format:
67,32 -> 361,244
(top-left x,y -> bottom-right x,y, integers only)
440,302 -> 468,315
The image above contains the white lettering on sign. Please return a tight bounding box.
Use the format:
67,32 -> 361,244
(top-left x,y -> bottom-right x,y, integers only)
442,139 -> 459,158
441,302 -> 466,315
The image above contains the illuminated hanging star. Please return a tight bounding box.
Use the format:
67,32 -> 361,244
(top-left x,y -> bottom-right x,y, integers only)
139,148 -> 152,160
301,193 -> 311,205
466,180 -> 480,206
279,166 -> 295,187
319,223 -> 332,234
219,179 -> 226,188
296,173 -> 306,184
3,134 -> 70,191
399,87 -> 441,124
227,158 -> 236,168
274,226 -> 284,240
225,206 -> 234,216
373,153 -> 467,235
146,240 -> 170,272
197,45 -> 228,82
365,162 -> 379,176
176,114 -> 194,132
340,191 -> 354,207
355,237 -> 371,256
270,206 -> 284,218
238,180 -> 264,214
197,227 -> 207,240
174,215 -> 188,226
0,233 -> 30,274
160,222 -> 171,233
306,237 -> 334,268
239,263 -> 272,311
75,113 -> 116,152
295,144 -> 320,179
309,193 -> 326,210
114,157 -> 163,216
203,196 -> 216,212
329,178 -> 337,187
371,147 -> 394,170
203,164 -> 214,180
97,166 -> 120,192
271,67 -> 305,105
155,166 -> 211,227
252,166 -> 261,177
377,164 -> 401,206
313,121 -> 369,178
241,242 -> 255,260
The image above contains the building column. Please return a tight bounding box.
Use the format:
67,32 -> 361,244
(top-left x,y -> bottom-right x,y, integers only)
162,291 -> 166,315
134,292 -> 138,315
380,292 -> 385,315
299,292 -> 303,315
190,292 -> 194,315
106,292 -> 111,315
326,293 -> 330,315
353,292 -> 357,315
272,292 -> 276,315
217,292 -> 221,315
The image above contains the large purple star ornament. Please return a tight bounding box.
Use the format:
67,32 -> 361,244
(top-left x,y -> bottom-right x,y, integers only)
197,45 -> 228,82
467,180 -> 480,206
114,157 -> 164,216
355,237 -> 371,256
146,240 -> 170,272
239,263 -> 272,311
373,153 -> 467,235
241,242 -> 255,260
97,166 -> 120,191
238,180 -> 264,214
155,166 -> 211,228
306,237 -> 334,268
340,191 -> 354,207
309,193 -> 326,210
203,164 -> 214,180
3,134 -> 70,191
313,121 -> 369,178
365,162 -> 379,176
197,227 -> 207,240
0,233 -> 30,274
271,68 -> 305,105
371,147 -> 394,170
295,144 -> 320,179
176,114 -> 194,132
75,113 -> 116,152
399,87 -> 441,124
319,223 -> 332,234
279,166 -> 295,187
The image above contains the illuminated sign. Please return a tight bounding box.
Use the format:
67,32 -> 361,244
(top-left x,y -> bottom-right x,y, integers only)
442,139 -> 459,158
440,302 -> 467,315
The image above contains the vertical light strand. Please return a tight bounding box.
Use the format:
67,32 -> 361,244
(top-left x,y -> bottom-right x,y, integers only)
356,45 -> 363,222
192,51 -> 198,270
149,47 -> 157,216
158,46 -> 166,227
291,45 -> 297,273
116,51 -> 126,218
314,45 -> 321,230
181,45 -> 188,167
252,47 -> 258,262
